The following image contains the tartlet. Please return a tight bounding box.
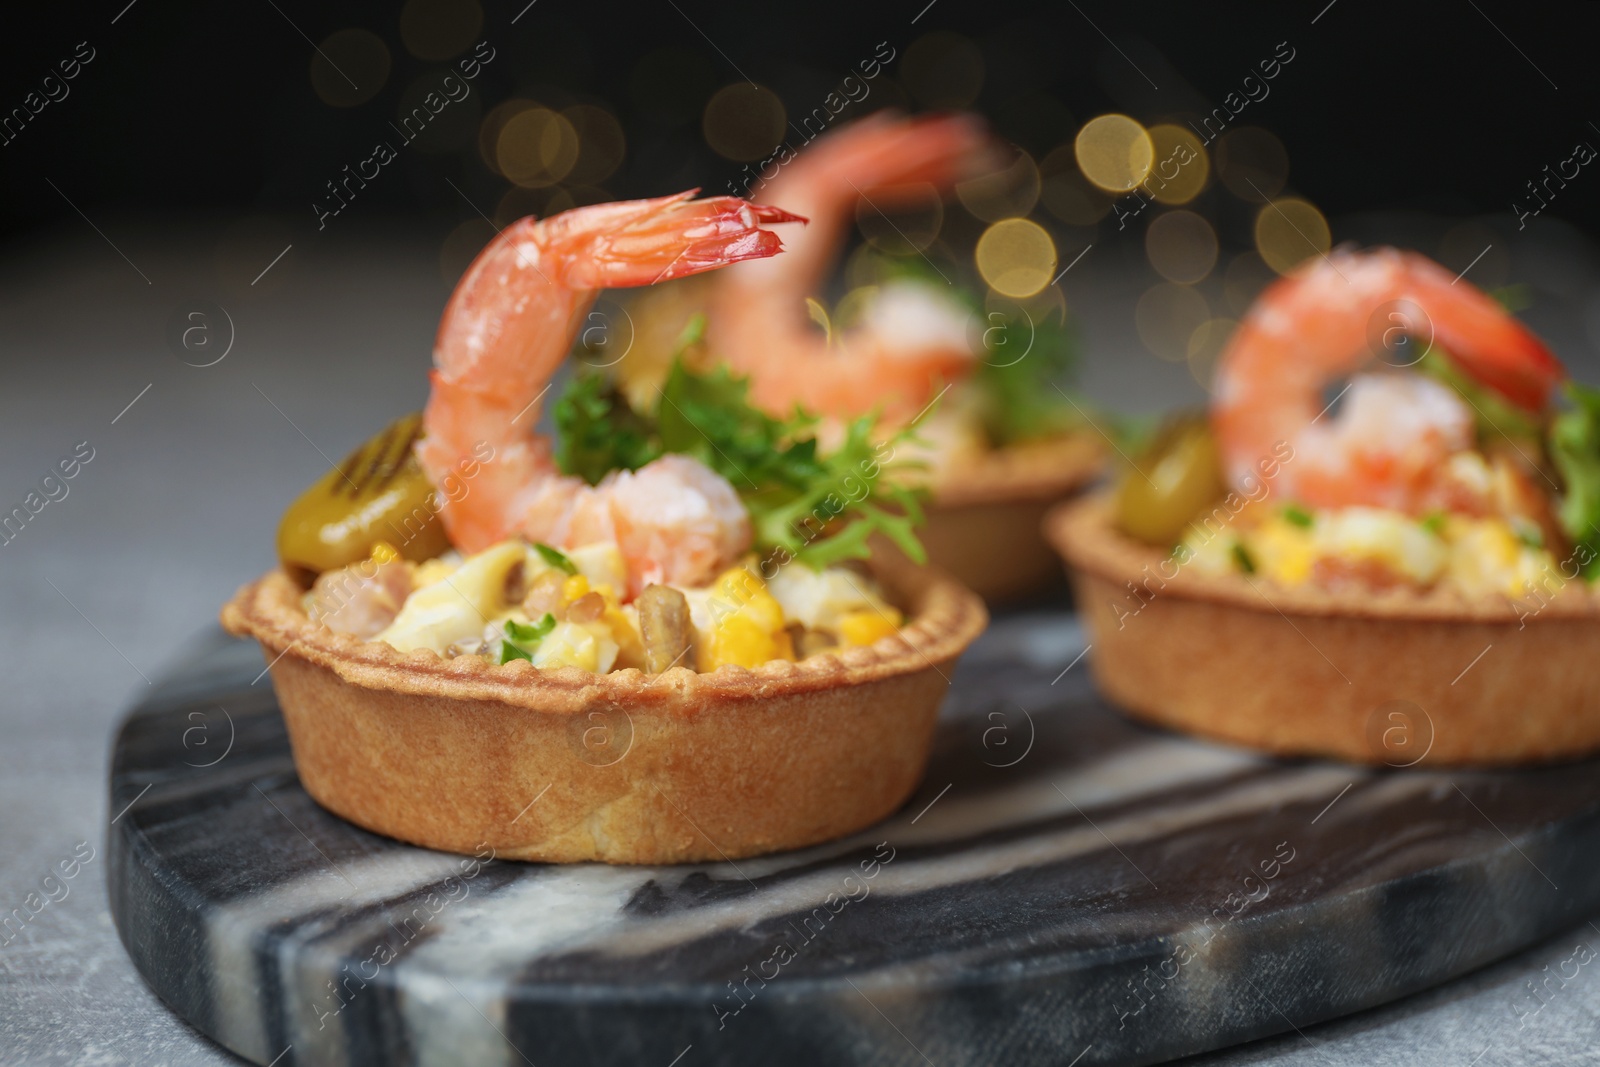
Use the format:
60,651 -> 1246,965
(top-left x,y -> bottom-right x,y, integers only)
1049,247 -> 1597,767
1050,494 -> 1600,767
908,432 -> 1103,603
225,190 -> 989,865
223,556 -> 984,863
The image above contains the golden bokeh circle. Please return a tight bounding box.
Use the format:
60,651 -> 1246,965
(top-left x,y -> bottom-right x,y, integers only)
1145,210 -> 1218,285
479,98 -> 534,175
976,218 -> 1058,299
1144,124 -> 1209,205
564,105 -> 627,186
956,149 -> 1041,223
399,0 -> 483,61
497,108 -> 580,188
310,29 -> 390,107
902,32 -> 986,109
701,84 -> 786,162
1136,283 -> 1210,362
1217,127 -> 1289,202
1074,115 -> 1153,193
1254,197 -> 1331,275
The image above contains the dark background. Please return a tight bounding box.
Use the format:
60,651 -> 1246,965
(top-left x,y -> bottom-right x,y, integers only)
2,0 -> 1597,247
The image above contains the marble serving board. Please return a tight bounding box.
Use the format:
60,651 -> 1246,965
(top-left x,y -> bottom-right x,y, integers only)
107,614 -> 1600,1067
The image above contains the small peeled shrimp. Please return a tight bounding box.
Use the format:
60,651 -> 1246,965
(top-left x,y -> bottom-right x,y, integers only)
1212,247 -> 1565,514
707,112 -> 1002,423
416,192 -> 803,595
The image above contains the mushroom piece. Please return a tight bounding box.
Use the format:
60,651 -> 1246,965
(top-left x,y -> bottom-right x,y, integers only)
637,584 -> 693,673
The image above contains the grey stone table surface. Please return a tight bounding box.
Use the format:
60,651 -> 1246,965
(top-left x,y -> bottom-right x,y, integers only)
4,213 -> 1600,1065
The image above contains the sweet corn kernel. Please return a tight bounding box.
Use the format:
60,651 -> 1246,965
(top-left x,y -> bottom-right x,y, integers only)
838,609 -> 901,646
368,540 -> 400,565
697,566 -> 793,670
561,574 -> 591,606
1251,518 -> 1314,585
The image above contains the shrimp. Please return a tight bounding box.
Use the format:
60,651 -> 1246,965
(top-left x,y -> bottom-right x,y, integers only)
416,191 -> 803,596
1212,247 -> 1565,515
705,112 -> 1003,423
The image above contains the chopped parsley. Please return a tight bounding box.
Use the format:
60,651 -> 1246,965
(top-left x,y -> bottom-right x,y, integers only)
533,542 -> 578,576
1231,540 -> 1257,574
1420,511 -> 1448,536
1282,504 -> 1314,528
499,613 -> 557,664
551,316 -> 929,568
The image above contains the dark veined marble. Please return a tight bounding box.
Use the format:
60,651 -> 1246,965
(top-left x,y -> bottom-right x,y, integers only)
108,616 -> 1600,1067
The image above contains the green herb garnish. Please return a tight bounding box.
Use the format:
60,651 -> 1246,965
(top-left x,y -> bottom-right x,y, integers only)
551,323 -> 929,569
1420,511 -> 1448,536
553,375 -> 660,484
973,306 -> 1086,446
1549,382 -> 1600,579
533,542 -> 578,576
1419,346 -> 1544,445
1231,540 -> 1257,574
1282,504 -> 1314,528
499,613 -> 557,664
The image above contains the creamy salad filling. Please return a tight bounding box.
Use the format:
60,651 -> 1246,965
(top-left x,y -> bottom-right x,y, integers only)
1182,503 -> 1555,600
305,538 -> 901,674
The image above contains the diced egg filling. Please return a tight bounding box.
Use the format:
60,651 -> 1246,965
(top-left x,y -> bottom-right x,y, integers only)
1180,505 -> 1555,599
341,539 -> 900,673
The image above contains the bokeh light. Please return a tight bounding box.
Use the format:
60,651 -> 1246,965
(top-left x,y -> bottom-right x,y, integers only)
976,218 -> 1058,298
1040,146 -> 1111,225
563,105 -> 627,185
497,108 -> 580,187
1145,210 -> 1218,284
310,29 -> 390,107
479,98 -> 533,176
1144,124 -> 1209,205
902,32 -> 986,109
1217,127 -> 1289,202
956,149 -> 1041,222
399,0 -> 483,62
1254,197 -> 1331,274
1136,283 -> 1210,361
701,84 -> 786,162
1075,114 -> 1153,193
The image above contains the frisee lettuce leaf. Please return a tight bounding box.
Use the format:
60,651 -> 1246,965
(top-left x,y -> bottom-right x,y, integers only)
553,374 -> 659,485
551,321 -> 928,569
1548,382 -> 1600,580
1419,347 -> 1543,445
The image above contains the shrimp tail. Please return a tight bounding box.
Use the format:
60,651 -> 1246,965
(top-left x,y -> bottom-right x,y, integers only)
420,192 -> 801,560
543,190 -> 806,289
